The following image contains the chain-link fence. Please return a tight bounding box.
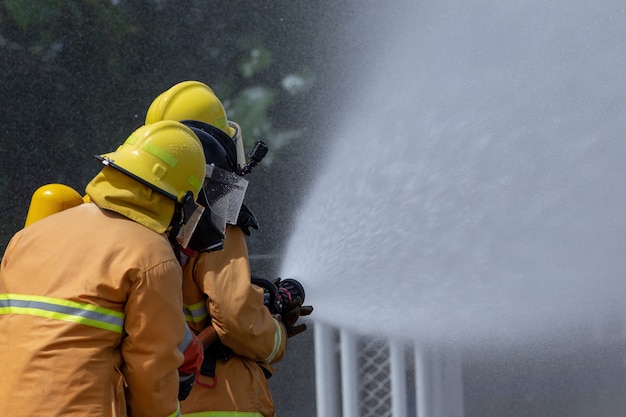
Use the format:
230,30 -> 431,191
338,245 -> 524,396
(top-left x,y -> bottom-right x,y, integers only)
358,338 -> 394,417
315,323 -> 464,417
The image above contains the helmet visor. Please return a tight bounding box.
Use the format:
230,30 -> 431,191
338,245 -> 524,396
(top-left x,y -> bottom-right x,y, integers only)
176,202 -> 205,249
201,164 -> 249,234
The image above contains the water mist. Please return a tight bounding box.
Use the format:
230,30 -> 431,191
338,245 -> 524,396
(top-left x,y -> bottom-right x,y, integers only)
281,0 -> 626,355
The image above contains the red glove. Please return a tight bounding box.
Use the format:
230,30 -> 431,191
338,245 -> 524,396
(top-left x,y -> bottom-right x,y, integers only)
179,331 -> 204,375
178,331 -> 204,400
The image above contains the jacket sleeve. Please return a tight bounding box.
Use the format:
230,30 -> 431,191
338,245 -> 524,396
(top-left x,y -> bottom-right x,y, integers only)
195,226 -> 287,364
122,258 -> 185,417
182,256 -> 210,333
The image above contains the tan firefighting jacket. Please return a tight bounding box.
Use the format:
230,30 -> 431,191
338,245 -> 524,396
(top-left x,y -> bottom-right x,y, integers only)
0,202 -> 186,417
180,225 -> 287,417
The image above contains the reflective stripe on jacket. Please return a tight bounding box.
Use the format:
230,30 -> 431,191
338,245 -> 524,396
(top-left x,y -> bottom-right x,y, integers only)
0,293 -> 125,332
0,203 -> 185,417
181,226 -> 286,417
184,412 -> 263,417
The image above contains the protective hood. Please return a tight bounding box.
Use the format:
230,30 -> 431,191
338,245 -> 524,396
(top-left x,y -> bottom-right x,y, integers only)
85,166 -> 175,234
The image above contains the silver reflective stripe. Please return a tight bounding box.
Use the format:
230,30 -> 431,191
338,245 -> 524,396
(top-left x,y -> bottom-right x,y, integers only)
0,293 -> 124,333
262,319 -> 283,364
178,325 -> 194,352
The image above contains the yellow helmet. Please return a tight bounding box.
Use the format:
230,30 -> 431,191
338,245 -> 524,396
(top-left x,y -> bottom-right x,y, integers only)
24,183 -> 84,227
145,80 -> 236,137
96,120 -> 206,203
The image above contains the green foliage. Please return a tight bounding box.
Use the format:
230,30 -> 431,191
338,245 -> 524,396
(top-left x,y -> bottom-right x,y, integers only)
230,87 -> 277,140
4,0 -> 62,30
227,86 -> 307,164
239,46 -> 273,78
3,0 -> 126,54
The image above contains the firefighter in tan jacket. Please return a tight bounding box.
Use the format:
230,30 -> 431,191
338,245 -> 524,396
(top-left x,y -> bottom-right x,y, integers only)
146,81 -> 313,417
182,225 -> 285,417
0,120 -> 206,417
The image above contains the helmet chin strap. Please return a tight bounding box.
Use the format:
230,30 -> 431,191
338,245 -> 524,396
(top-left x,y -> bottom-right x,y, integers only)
228,121 -> 247,171
200,241 -> 224,253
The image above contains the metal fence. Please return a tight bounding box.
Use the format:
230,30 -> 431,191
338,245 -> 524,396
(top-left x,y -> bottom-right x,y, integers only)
314,322 -> 464,417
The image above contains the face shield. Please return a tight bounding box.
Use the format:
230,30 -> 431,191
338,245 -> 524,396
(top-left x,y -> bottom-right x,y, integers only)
200,163 -> 249,237
175,192 -> 205,249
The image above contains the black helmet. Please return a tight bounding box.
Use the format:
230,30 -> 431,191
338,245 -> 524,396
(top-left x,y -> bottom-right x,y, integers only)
183,119 -> 238,173
182,121 -> 249,252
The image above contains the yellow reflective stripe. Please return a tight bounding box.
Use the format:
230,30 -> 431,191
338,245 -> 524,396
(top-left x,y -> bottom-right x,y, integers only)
125,133 -> 138,145
0,293 -> 124,333
183,412 -> 263,417
212,116 -> 228,132
143,141 -> 178,167
262,319 -> 283,364
188,173 -> 202,193
167,402 -> 181,417
183,300 -> 208,324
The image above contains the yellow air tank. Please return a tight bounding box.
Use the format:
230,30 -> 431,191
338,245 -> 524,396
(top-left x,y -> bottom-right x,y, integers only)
24,183 -> 84,227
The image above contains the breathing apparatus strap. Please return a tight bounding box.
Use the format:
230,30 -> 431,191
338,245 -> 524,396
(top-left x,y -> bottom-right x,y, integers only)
198,331 -> 273,383
197,332 -> 232,388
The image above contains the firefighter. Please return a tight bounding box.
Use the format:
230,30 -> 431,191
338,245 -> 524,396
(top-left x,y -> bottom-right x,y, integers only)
22,168 -> 205,401
0,120 -> 206,417
145,80 -> 312,417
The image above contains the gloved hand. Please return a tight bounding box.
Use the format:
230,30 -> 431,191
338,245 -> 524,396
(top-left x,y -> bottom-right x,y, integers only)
236,203 -> 259,236
280,296 -> 314,338
177,330 -> 204,400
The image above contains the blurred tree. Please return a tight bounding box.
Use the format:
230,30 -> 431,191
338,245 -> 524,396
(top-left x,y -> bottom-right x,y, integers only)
1,0 -> 137,248
0,0 -> 330,254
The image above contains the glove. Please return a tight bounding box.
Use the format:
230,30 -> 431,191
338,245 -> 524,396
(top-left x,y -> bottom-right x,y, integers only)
178,331 -> 204,375
177,331 -> 204,400
280,296 -> 314,338
236,203 -> 259,236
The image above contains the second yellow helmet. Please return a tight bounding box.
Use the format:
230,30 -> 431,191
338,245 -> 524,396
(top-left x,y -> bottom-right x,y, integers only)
145,80 -> 236,137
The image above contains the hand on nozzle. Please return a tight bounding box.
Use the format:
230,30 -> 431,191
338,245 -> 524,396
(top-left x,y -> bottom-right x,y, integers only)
236,203 -> 259,236
280,296 -> 314,338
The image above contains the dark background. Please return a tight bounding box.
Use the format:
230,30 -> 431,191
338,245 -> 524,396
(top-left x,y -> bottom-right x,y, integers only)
0,0 -> 346,255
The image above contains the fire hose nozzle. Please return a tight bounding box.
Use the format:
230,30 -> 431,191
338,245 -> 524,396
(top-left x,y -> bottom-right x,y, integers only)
251,276 -> 306,315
